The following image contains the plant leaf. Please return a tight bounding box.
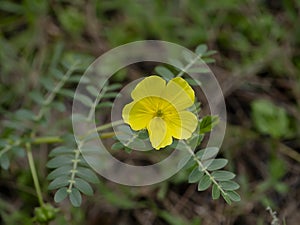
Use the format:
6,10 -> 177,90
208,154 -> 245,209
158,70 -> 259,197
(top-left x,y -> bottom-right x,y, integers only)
74,178 -> 94,196
199,115 -> 219,134
54,187 -> 68,203
219,181 -> 240,191
46,155 -> 73,168
195,44 -> 208,56
47,165 -> 72,180
227,191 -> 241,202
69,188 -> 82,207
221,192 -> 232,205
49,146 -> 74,157
201,147 -> 219,161
206,159 -> 228,171
111,142 -> 124,150
86,85 -> 99,97
48,176 -> 69,190
197,175 -> 212,191
74,93 -> 94,107
212,171 -> 236,181
0,154 -> 10,170
76,167 -> 100,184
188,167 -> 204,183
177,154 -> 192,169
155,66 -> 174,80
212,184 -> 220,200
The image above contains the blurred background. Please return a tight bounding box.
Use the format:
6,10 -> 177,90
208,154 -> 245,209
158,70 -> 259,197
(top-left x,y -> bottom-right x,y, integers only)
0,0 -> 300,224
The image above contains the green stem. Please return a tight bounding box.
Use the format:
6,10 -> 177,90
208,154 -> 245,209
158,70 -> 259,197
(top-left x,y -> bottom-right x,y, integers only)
0,146 -> 13,159
177,54 -> 201,77
95,119 -> 124,133
31,120 -> 124,145
0,140 -> 21,159
35,63 -> 77,121
82,119 -> 124,140
33,136 -> 63,144
87,86 -> 108,121
67,146 -> 82,193
25,142 -> 44,206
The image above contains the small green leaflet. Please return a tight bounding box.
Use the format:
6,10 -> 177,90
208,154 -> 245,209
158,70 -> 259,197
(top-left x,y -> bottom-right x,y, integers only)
198,175 -> 212,191
199,115 -> 219,134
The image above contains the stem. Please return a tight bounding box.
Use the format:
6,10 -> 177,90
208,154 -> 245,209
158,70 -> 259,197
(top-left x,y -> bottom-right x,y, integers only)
33,136 -> 63,144
278,142 -> 300,163
0,146 -> 13,159
177,54 -> 201,77
67,145 -> 82,193
87,86 -> 108,121
0,140 -> 21,159
25,142 -> 44,206
123,132 -> 139,147
83,119 -> 124,139
35,63 -> 77,121
65,121 -> 124,192
184,141 -> 227,196
100,132 -> 118,139
31,130 -> 119,145
95,119 -> 124,133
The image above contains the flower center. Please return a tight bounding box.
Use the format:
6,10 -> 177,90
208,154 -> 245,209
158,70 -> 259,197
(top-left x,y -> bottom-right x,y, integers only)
155,109 -> 163,117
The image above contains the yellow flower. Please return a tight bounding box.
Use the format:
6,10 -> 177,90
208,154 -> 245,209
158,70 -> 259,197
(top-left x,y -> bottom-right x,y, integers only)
122,75 -> 198,150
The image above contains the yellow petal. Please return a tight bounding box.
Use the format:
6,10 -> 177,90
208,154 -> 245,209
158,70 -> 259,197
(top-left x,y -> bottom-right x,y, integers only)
165,111 -> 198,139
122,101 -> 134,124
131,75 -> 166,101
147,117 -> 172,150
122,100 -> 154,130
161,77 -> 195,110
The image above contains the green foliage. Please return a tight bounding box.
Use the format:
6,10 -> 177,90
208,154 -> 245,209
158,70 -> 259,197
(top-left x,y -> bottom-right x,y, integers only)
199,115 -> 220,134
112,125 -> 152,153
186,145 -> 240,203
106,43 -> 240,204
188,167 -> 204,183
158,210 -> 189,225
0,39 -> 122,209
5,0 -> 298,223
198,175 -> 212,191
256,155 -> 288,207
96,180 -> 142,209
56,7 -> 85,36
42,63 -> 122,207
155,44 -> 216,85
47,143 -> 100,207
155,66 -> 175,80
0,139 -> 23,170
251,99 -> 292,139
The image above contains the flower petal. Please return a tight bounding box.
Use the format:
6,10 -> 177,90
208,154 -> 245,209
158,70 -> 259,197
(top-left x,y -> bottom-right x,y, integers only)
122,101 -> 133,124
122,100 -> 154,130
161,77 -> 195,110
147,117 -> 172,150
131,76 -> 166,101
165,111 -> 198,139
